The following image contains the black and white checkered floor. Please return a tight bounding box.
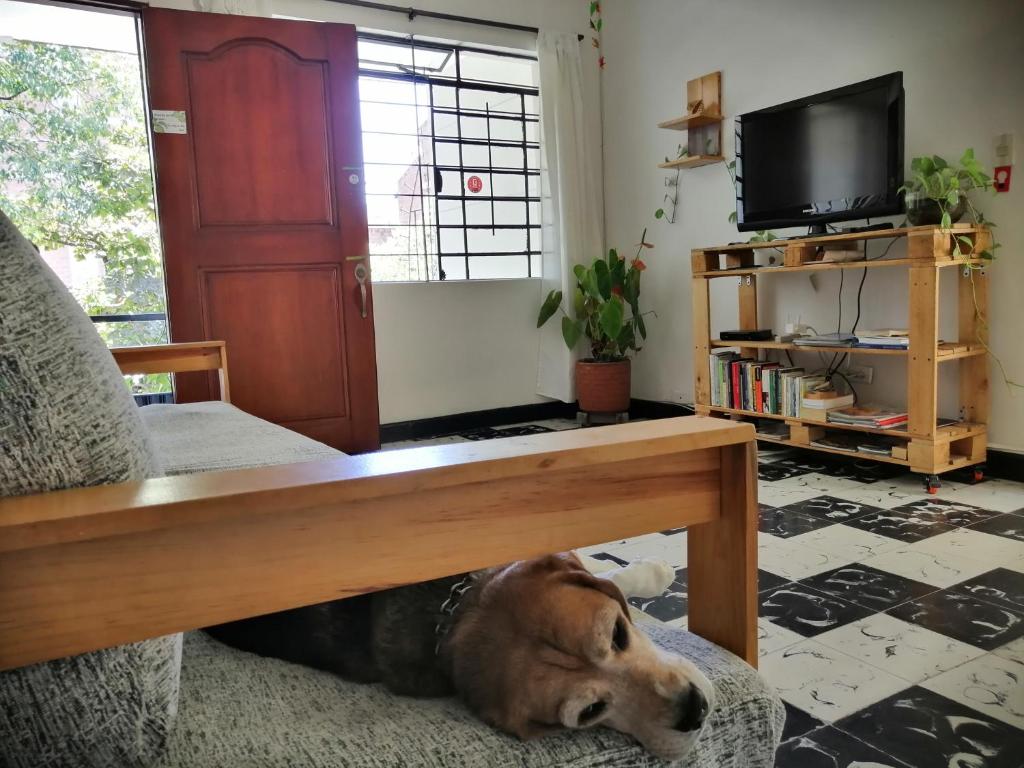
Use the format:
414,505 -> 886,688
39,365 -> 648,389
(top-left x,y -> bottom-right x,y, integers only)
384,419 -> 1024,768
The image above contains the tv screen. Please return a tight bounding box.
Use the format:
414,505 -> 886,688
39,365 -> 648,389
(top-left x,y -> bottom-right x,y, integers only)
735,73 -> 904,232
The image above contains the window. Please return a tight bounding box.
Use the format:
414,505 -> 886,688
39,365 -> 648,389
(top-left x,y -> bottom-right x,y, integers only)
357,34 -> 541,281
0,1 -> 169,394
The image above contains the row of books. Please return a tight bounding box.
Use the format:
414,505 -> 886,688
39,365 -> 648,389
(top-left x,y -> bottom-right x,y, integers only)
709,350 -> 833,416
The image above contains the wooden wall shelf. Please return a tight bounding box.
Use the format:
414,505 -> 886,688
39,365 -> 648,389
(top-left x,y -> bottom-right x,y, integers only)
659,154 -> 724,170
691,226 -> 992,480
658,112 -> 723,130
658,71 -> 723,170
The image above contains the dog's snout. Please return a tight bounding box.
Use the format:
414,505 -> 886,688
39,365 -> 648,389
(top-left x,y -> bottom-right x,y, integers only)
674,685 -> 709,733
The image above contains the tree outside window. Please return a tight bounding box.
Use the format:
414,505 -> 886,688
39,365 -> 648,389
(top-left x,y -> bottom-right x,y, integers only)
0,35 -> 170,393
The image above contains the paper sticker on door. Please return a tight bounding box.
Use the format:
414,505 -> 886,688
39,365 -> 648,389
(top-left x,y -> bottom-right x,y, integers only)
152,110 -> 187,134
466,175 -> 483,193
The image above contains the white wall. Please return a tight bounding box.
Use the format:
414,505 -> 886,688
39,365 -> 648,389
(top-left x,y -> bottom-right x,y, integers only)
372,280 -> 545,422
151,0 -> 596,424
600,0 -> 1024,452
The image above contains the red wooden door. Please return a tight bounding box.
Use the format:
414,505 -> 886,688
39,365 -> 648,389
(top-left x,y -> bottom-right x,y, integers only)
143,8 -> 379,453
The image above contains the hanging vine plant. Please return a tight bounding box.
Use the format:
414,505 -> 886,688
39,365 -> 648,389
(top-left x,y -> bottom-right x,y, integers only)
588,2 -> 605,69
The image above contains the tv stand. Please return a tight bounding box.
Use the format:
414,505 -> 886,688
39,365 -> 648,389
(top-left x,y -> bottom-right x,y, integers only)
806,224 -> 828,236
690,224 -> 992,486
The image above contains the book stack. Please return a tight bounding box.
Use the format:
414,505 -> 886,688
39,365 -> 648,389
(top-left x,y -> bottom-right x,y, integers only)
709,350 -> 830,417
801,390 -> 856,422
827,405 -> 909,430
854,329 -> 909,350
793,333 -> 857,348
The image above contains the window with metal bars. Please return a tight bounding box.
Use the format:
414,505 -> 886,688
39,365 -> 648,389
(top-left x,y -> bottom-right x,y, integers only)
357,33 -> 541,282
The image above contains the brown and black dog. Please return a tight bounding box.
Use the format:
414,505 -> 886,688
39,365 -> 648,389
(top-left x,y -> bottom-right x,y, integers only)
206,552 -> 713,760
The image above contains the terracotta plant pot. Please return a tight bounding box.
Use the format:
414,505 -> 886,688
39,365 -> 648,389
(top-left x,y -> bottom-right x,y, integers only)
575,359 -> 631,414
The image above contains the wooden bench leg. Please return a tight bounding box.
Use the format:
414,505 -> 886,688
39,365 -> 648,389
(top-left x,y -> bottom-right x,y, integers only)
687,441 -> 758,666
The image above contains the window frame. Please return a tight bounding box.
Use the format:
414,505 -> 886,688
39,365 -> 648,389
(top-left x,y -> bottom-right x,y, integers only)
357,32 -> 541,282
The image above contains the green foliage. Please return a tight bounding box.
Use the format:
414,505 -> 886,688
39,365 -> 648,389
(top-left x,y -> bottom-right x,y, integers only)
0,39 -> 169,391
724,159 -> 740,226
899,149 -> 999,260
536,228 -> 653,362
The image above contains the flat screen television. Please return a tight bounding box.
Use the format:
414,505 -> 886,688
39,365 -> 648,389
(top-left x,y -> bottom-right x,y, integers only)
734,72 -> 904,233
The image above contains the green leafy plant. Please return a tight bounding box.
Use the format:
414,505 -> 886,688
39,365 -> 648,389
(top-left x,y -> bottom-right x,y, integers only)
663,144 -> 688,165
588,2 -> 605,69
723,160 -> 776,242
900,150 -> 1016,389
899,149 -> 998,260
537,229 -> 654,362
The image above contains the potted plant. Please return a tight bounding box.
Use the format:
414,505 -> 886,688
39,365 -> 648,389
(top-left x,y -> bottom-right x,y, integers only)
899,149 -> 992,229
537,230 -> 652,414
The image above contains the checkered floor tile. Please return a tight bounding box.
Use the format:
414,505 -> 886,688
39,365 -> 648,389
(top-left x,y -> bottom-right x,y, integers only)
384,421 -> 1024,767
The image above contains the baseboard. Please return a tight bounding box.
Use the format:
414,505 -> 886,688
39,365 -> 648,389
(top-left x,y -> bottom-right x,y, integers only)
379,399 -> 695,443
630,399 -> 695,419
380,401 -> 577,442
986,449 -> 1024,483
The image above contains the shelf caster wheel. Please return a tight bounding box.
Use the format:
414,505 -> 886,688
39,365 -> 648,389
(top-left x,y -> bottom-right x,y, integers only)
972,467 -> 985,484
576,411 -> 591,427
924,474 -> 941,495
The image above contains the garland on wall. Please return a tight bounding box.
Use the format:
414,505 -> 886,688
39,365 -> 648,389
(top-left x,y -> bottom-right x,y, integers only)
588,2 -> 605,68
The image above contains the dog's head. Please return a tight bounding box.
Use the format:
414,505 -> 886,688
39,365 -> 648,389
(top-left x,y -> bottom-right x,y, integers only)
445,553 -> 713,760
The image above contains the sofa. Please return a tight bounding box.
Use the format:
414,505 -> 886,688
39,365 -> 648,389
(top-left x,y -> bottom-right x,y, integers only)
0,208 -> 784,767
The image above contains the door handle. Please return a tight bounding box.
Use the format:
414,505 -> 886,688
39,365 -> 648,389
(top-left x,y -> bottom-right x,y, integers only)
354,263 -> 369,319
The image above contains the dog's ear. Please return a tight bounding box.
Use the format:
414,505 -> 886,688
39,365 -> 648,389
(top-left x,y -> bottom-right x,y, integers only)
552,552 -> 630,618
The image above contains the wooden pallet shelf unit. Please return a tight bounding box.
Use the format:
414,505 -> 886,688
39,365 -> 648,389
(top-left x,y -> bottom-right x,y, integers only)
691,225 -> 991,479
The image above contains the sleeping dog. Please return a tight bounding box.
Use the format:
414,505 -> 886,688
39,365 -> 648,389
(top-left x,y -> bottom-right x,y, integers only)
205,552 -> 714,761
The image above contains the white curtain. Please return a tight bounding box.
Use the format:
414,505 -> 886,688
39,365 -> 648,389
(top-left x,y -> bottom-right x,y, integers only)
192,0 -> 271,15
535,30 -> 603,403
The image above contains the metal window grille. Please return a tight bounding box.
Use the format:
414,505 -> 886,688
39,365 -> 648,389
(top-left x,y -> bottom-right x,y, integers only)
358,33 -> 541,281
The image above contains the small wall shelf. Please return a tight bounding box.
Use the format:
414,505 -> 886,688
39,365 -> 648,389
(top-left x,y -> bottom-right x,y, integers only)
658,154 -> 724,170
657,71 -> 723,170
658,113 -> 723,131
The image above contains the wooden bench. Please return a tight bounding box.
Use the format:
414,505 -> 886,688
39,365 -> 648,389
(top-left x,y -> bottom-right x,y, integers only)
0,343 -> 758,672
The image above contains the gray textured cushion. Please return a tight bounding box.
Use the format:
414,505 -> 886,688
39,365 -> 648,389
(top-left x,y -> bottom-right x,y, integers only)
0,208 -> 181,768
140,401 -> 344,475
157,626 -> 783,768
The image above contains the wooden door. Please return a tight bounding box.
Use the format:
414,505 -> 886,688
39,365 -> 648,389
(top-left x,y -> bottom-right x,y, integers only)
143,8 -> 379,453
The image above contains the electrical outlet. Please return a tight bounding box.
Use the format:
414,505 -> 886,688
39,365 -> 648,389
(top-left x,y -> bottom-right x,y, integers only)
846,365 -> 874,385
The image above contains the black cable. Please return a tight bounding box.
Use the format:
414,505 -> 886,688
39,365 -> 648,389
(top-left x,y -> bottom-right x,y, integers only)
828,352 -> 849,378
836,269 -> 844,334
851,239 -> 870,334
830,370 -> 859,404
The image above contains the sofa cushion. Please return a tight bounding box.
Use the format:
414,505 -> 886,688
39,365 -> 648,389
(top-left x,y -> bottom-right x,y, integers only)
156,626 -> 783,768
0,208 -> 181,768
139,401 -> 344,475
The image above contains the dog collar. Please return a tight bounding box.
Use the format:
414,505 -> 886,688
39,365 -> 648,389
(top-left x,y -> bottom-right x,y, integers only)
434,573 -> 475,656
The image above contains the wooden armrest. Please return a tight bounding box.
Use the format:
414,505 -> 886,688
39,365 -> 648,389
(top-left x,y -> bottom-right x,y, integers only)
0,417 -> 758,670
111,341 -> 230,402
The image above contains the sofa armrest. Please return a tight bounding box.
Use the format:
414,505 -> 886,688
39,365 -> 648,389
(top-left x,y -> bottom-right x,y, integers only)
112,341 -> 230,402
0,417 -> 758,672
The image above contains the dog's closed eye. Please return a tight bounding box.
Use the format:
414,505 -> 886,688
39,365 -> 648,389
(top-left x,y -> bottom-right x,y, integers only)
612,617 -> 629,653
578,700 -> 607,725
